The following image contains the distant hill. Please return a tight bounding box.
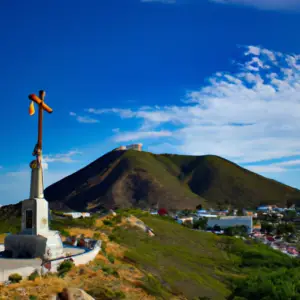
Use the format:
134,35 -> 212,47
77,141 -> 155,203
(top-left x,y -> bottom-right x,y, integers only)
43,150 -> 300,211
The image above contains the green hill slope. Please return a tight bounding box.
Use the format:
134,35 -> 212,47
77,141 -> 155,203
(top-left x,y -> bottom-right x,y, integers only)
44,150 -> 300,211
110,211 -> 300,299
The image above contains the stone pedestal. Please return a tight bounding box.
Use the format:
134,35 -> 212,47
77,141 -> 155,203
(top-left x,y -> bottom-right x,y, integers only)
4,161 -> 64,260
4,198 -> 64,259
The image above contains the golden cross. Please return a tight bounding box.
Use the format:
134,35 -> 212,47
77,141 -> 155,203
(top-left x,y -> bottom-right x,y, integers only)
28,90 -> 53,157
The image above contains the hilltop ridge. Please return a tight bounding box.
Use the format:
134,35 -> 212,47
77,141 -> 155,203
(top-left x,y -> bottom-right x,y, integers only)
43,150 -> 300,211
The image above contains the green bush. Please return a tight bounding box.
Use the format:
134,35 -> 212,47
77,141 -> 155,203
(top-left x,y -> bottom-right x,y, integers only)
140,273 -> 169,298
87,286 -> 125,299
59,229 -> 70,237
103,219 -> 113,226
28,270 -> 39,281
101,241 -> 107,255
50,215 -> 96,231
193,218 -> 207,230
224,225 -> 248,237
93,232 -> 100,239
107,254 -> 115,264
102,265 -> 114,275
108,233 -> 119,242
8,273 -> 22,283
230,267 -> 300,299
57,260 -> 74,277
0,218 -> 21,234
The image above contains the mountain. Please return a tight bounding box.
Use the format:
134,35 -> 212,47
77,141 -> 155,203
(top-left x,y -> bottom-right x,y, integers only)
43,150 -> 300,211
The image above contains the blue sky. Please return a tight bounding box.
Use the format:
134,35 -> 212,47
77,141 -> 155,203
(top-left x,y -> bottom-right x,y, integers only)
1,0 -> 300,205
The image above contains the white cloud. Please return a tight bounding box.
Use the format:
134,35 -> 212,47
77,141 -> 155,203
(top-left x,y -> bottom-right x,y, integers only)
69,111 -> 99,124
141,0 -> 176,3
210,0 -> 300,11
244,159 -> 300,174
114,130 -> 172,142
245,165 -> 286,173
43,150 -> 82,168
87,45 -> 300,167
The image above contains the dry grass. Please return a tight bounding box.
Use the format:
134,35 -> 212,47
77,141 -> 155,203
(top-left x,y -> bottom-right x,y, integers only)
0,250 -> 157,300
0,276 -> 67,299
0,215 -> 173,300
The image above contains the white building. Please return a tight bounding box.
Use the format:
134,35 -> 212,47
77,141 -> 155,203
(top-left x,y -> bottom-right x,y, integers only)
114,143 -> 143,151
207,216 -> 253,234
63,212 -> 91,219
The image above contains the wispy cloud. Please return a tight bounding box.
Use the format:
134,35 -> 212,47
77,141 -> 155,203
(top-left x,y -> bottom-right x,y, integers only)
42,150 -> 82,170
69,111 -> 99,124
210,0 -> 300,11
86,45 -> 300,170
141,0 -> 176,4
245,159 -> 300,173
114,130 -> 172,142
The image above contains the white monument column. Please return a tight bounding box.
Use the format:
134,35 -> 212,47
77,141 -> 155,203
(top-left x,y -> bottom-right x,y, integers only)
5,90 -> 64,260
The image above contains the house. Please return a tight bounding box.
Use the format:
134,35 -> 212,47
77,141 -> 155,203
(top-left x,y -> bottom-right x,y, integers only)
177,217 -> 193,225
207,216 -> 253,234
158,208 -> 168,216
257,205 -> 272,212
253,224 -> 261,231
82,212 -> 91,218
198,214 -> 218,218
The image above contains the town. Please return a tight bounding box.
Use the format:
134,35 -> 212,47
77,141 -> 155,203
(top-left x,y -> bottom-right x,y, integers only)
146,204 -> 300,257
63,203 -> 300,258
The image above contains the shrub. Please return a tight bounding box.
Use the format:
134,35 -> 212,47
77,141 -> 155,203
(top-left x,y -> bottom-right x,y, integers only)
93,232 -> 100,239
193,218 -> 208,230
87,286 -> 125,299
28,270 -> 39,281
140,273 -> 169,298
111,214 -> 122,224
103,220 -> 113,226
102,265 -> 114,274
8,273 -> 22,283
108,233 -> 119,242
57,260 -> 74,277
101,241 -> 107,254
107,254 -> 115,264
59,229 -> 70,237
29,296 -> 38,300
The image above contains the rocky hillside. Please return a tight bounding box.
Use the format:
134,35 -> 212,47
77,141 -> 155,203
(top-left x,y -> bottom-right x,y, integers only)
42,150 -> 300,211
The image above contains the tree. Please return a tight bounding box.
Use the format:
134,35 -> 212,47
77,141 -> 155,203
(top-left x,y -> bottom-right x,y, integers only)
283,210 -> 297,222
213,225 -> 222,232
224,225 -> 248,237
196,204 -> 202,210
261,222 -> 274,234
237,208 -> 244,216
193,218 -> 208,230
276,223 -> 296,235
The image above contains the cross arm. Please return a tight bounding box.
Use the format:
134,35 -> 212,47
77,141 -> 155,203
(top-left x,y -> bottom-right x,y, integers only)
28,94 -> 53,113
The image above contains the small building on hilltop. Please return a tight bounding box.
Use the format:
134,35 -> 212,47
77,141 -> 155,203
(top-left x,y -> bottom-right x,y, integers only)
114,143 -> 143,151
